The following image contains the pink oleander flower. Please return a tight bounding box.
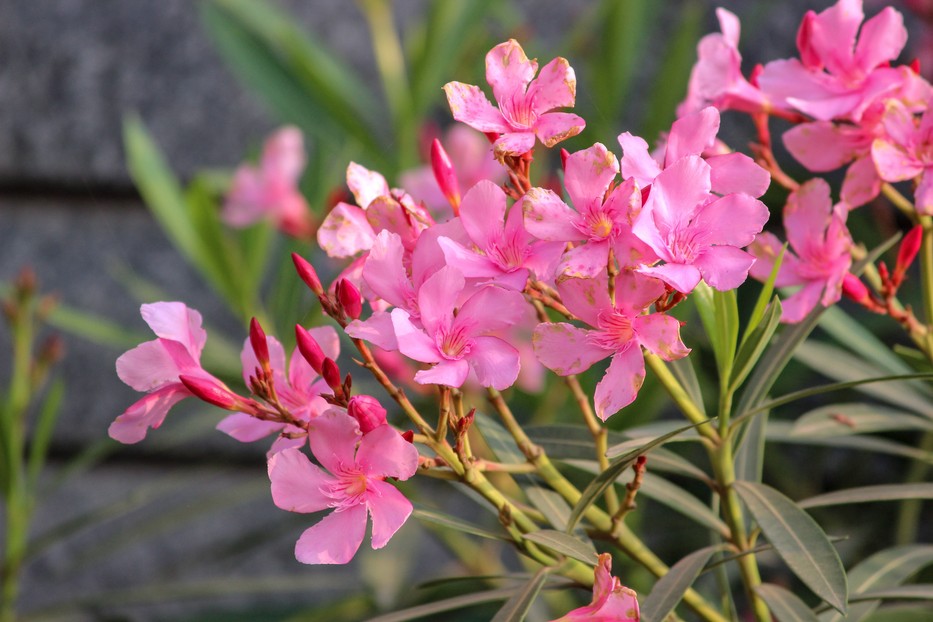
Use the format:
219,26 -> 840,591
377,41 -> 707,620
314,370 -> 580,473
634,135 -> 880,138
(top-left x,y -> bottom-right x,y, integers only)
523,143 -> 656,279
111,302 -> 229,443
399,125 -> 506,215
749,179 -> 853,322
317,162 -> 434,258
444,39 -> 585,158
873,100 -> 933,213
618,107 -> 770,199
550,554 -> 640,621
758,0 -> 914,122
223,127 -> 313,238
679,8 -> 784,118
268,409 -> 418,564
631,155 -> 770,293
390,266 -> 527,390
438,180 -> 565,289
216,326 -> 339,454
534,273 -> 689,420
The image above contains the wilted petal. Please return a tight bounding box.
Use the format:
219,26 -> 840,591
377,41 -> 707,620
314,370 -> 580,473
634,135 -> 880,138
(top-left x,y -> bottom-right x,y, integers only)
317,203 -> 376,258
295,504 -> 367,565
594,346 -> 645,421
528,56 -> 576,115
367,480 -> 414,549
523,188 -> 584,241
558,240 -> 611,279
634,314 -> 690,361
108,385 -> 188,444
485,39 -> 537,104
564,143 -> 619,212
444,82 -> 510,133
534,112 -> 585,148
268,448 -> 335,513
556,275 -> 611,327
494,131 -> 537,157
533,323 -> 608,375
468,336 -> 521,390
346,162 -> 389,209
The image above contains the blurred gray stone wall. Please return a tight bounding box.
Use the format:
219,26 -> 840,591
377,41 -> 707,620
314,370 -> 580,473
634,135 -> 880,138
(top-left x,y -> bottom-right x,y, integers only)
0,1 -> 913,620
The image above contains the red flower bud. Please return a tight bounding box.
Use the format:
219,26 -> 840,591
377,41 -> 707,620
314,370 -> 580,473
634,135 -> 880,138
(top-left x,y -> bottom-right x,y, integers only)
402,430 -> 415,443
249,317 -> 271,373
347,395 -> 388,433
180,375 -> 248,412
559,148 -> 570,171
896,225 -> 923,280
321,357 -> 342,392
431,138 -> 461,214
841,273 -> 871,303
336,279 -> 363,320
749,63 -> 765,88
911,58 -> 922,75
295,325 -> 325,374
291,253 -> 324,296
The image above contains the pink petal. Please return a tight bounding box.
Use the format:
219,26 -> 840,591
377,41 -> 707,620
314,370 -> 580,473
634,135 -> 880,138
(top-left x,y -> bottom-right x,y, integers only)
417,266 -> 464,336
915,170 -> 933,215
456,286 -> 527,335
558,239 -> 611,279
594,346 -> 645,421
241,334 -> 287,386
642,155 -> 712,238
695,245 -> 756,291
317,203 -> 377,258
634,314 -> 690,361
366,480 -> 414,549
357,424 -> 419,480
534,112 -> 585,148
140,302 -> 207,356
707,153 -> 771,197
261,127 -> 305,184
485,39 -> 537,105
533,323 -> 608,375
414,359 -> 471,388
444,82 -> 510,133
784,179 -> 834,253
748,232 -> 806,287
808,0 -> 863,77
691,194 -> 769,248
468,335 -> 521,390
524,240 -> 566,282
564,143 -> 619,214
783,121 -> 865,172
612,271 -> 666,315
217,412 -> 281,443
872,139 -> 923,182
841,154 -> 882,207
290,326 -> 339,386
494,131 -> 537,157
391,309 -> 441,364
523,188 -> 584,242
108,385 -> 188,444
638,263 -> 702,294
411,218 -> 470,288
268,447 -> 336,513
781,280 -> 826,323
362,231 -> 415,309
307,409 -> 362,474
881,100 -> 919,147
116,339 -> 198,392
555,275 -> 611,327
437,237 -> 502,280
346,162 -> 389,209
618,132 -> 661,187
854,7 -> 907,74
528,56 -> 576,115
346,312 -> 399,351
295,504 -> 367,564
460,180 -> 507,250
665,107 -> 720,166
223,167 -> 266,227
716,8 -> 740,45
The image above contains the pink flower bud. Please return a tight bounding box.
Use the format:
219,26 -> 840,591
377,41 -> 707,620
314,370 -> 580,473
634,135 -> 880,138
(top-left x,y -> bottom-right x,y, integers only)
911,58 -> 921,75
749,63 -> 764,88
842,273 -> 871,303
336,279 -> 362,320
291,253 -> 324,296
321,358 -> 342,392
796,11 -> 821,70
179,375 -> 248,412
295,325 -> 325,374
249,317 -> 271,372
896,225 -> 923,278
347,395 -> 388,433
559,148 -> 570,171
430,138 -> 461,213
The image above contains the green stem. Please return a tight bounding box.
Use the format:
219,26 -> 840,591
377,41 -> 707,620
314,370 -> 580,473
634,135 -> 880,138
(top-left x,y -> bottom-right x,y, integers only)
645,353 -> 719,446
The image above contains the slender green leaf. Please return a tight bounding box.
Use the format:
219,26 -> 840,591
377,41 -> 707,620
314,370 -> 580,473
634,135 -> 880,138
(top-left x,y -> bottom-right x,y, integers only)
475,412 -> 525,465
413,507 -> 507,542
669,356 -> 706,416
745,244 -> 786,338
366,587 -> 518,622
766,421 -> 933,464
638,473 -> 729,537
25,378 -> 64,491
567,421 -> 707,532
526,487 -> 572,531
822,545 -> 933,622
734,410 -> 768,488
522,530 -> 598,566
863,606 -> 933,621
47,305 -> 146,349
800,484 -> 933,509
853,586 -> 933,602
818,306 -> 920,380
791,404 -> 933,438
641,545 -> 722,622
756,583 -> 820,622
490,567 -> 550,622
734,481 -> 848,613
730,298 -> 782,392
693,281 -> 733,381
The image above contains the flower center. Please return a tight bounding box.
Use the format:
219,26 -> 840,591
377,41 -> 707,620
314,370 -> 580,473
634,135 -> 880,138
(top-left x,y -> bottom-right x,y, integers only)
486,234 -> 526,270
591,310 -> 635,350
437,324 -> 474,360
667,227 -> 701,262
500,91 -> 536,130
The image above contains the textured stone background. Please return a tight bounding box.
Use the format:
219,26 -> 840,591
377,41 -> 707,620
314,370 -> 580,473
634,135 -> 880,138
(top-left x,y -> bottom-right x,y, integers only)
0,1 -> 920,620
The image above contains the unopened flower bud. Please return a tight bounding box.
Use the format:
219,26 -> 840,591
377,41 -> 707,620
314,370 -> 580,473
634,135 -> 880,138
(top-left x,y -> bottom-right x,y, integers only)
249,318 -> 271,373
180,375 -> 248,412
431,138 -> 461,214
348,395 -> 387,433
749,63 -> 764,88
291,253 -> 324,296
295,325 -> 325,374
336,279 -> 362,320
841,273 -> 871,304
911,58 -> 922,75
895,225 -> 923,282
321,358 -> 342,392
401,430 -> 415,443
796,11 -> 820,70
559,148 -> 570,171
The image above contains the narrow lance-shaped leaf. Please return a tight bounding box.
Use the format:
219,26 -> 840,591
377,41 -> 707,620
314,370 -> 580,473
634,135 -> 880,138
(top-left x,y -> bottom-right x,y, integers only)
412,507 -> 508,542
756,583 -> 820,622
526,487 -> 573,531
522,530 -> 598,566
734,481 -> 848,613
730,297 -> 782,393
799,484 -> 933,509
744,244 -> 786,339
790,404 -> 933,438
640,545 -> 723,622
490,567 -> 551,622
